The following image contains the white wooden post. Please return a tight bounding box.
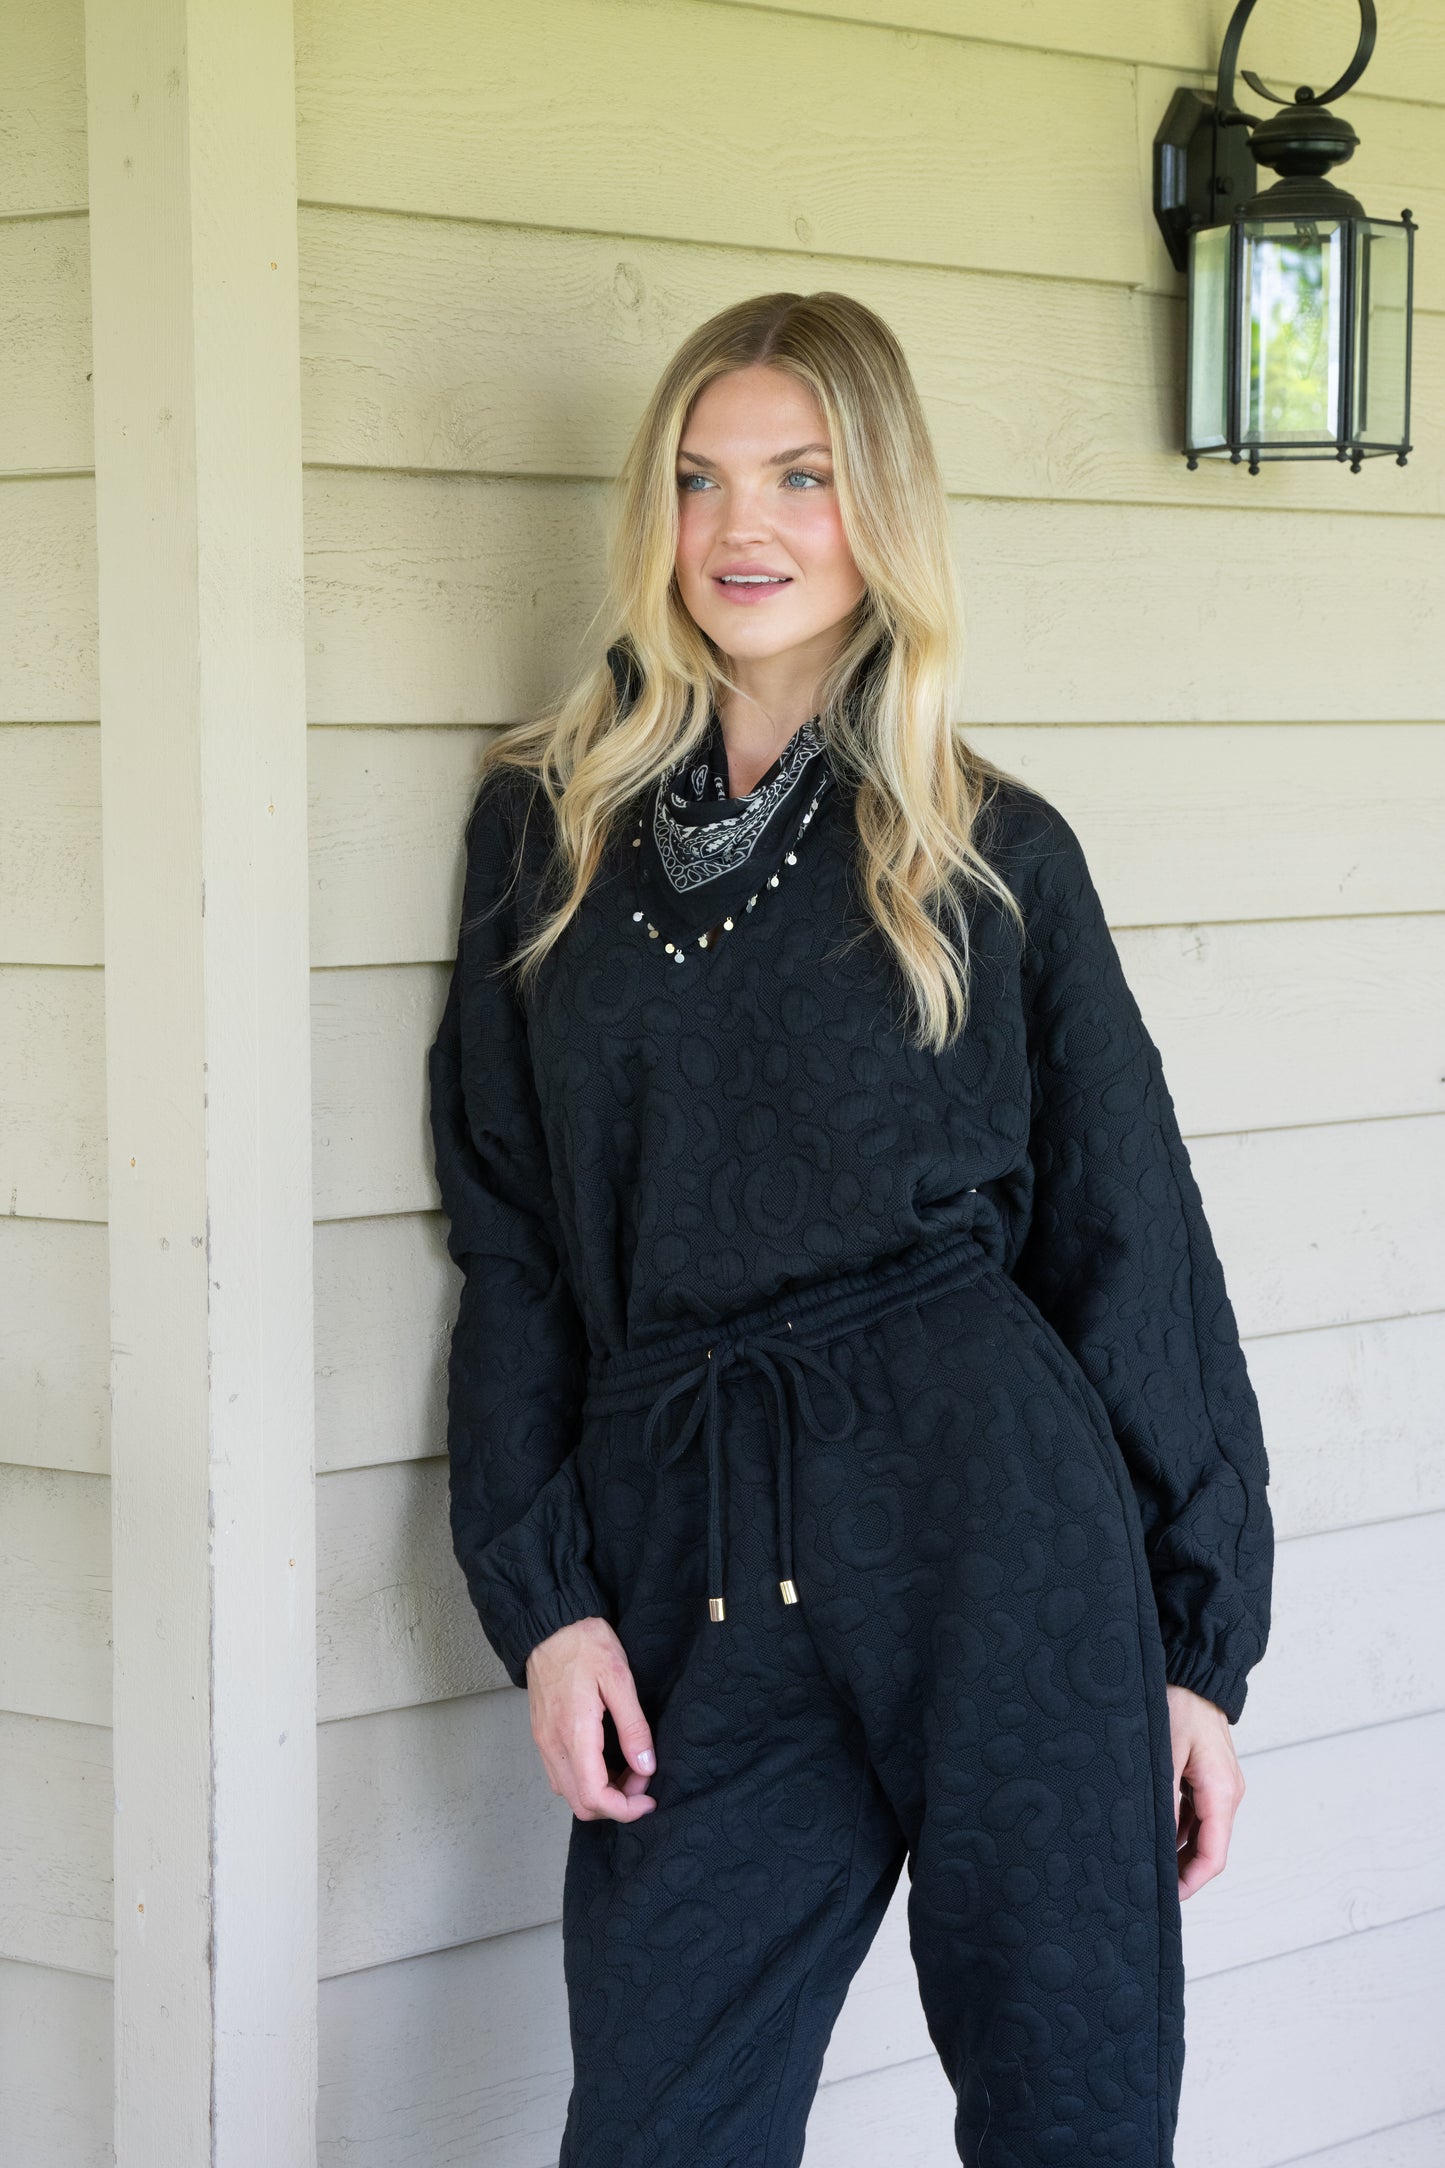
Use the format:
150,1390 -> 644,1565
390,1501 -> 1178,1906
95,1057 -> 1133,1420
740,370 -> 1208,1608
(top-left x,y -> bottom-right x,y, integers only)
84,2 -> 316,2161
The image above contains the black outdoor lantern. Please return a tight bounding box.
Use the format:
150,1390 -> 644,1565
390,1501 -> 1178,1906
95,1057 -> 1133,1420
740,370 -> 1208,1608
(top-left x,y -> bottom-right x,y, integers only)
1154,0 -> 1415,473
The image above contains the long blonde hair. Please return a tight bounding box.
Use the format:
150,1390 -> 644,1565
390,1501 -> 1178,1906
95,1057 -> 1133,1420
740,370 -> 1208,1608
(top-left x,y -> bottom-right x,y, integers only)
478,289 -> 1026,1052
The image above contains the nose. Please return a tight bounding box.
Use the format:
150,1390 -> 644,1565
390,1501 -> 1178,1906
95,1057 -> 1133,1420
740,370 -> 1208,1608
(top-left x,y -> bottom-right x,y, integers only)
715,476 -> 777,546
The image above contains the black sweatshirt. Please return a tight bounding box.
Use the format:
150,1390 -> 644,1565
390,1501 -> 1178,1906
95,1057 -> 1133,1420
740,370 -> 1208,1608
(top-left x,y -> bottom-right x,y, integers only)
425,735 -> 1274,1720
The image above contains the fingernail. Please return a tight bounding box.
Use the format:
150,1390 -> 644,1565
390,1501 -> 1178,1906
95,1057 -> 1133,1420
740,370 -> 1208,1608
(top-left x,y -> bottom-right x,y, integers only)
637,1749 -> 655,1772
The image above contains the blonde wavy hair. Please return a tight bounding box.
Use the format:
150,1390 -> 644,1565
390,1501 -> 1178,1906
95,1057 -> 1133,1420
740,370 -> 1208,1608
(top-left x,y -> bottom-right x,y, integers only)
477,289 -> 1026,1052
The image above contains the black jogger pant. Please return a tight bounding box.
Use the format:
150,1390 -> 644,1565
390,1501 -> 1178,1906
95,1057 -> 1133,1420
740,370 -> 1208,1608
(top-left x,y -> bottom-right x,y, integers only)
559,1228 -> 1186,2168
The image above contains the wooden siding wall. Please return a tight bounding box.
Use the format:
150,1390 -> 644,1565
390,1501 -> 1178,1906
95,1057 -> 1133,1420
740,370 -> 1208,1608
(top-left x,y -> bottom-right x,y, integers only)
0,5 -> 113,2164
3,1 -> 1443,2163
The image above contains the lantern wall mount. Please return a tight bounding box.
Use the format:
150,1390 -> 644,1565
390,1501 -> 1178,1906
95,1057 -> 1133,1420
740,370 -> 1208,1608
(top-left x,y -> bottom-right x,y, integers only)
1153,0 -> 1415,474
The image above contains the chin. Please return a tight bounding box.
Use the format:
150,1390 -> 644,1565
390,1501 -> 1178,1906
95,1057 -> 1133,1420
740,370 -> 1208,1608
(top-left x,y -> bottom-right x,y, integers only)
695,612 -> 822,661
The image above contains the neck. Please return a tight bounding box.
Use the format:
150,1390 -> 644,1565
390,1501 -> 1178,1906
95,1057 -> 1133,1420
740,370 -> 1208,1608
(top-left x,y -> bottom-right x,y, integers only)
714,640 -> 831,797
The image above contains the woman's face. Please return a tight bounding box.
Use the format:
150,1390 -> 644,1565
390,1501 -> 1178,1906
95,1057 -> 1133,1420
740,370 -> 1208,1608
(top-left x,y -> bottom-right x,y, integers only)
673,364 -> 867,668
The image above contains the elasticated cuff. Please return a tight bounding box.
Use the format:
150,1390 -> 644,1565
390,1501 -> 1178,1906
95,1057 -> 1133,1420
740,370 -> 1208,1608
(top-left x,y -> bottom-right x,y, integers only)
1161,1640 -> 1250,1725
486,1576 -> 613,1692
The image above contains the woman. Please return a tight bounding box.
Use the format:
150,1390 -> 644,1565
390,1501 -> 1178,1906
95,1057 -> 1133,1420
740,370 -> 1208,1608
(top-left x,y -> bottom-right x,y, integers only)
427,291 -> 1274,2168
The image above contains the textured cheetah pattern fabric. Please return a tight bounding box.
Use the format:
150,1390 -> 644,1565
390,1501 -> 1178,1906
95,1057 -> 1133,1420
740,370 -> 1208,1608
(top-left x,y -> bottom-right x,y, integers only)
426,756 -> 1273,1723
558,1232 -> 1188,2165
425,750 -> 1274,2164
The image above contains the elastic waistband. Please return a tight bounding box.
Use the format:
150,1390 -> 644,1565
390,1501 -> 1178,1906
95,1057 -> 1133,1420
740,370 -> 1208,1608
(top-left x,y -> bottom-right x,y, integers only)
585,1223 -> 992,1413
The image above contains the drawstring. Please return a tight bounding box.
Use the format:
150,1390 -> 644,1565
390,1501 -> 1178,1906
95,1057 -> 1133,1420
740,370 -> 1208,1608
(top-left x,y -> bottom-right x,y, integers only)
639,1323 -> 860,1621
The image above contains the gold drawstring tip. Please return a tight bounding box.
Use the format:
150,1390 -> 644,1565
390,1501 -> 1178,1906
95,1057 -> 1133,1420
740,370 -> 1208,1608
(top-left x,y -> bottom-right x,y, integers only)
779,1578 -> 798,1605
708,1596 -> 726,1622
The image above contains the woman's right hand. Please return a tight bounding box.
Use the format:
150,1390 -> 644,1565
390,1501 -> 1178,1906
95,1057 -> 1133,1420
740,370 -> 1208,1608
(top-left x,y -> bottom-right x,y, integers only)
524,1616 -> 659,1821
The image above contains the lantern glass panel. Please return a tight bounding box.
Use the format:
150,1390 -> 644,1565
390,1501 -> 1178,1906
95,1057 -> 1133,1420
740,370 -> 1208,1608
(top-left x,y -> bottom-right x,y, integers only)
1240,218 -> 1345,445
1187,222 -> 1231,451
1351,220 -> 1410,446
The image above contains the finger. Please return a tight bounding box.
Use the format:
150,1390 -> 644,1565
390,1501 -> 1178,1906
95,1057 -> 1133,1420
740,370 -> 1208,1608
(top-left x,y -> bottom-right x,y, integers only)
566,1699 -> 656,1823
1169,1731 -> 1189,1837
599,1656 -> 656,1780
572,1773 -> 658,1822
1178,1780 -> 1234,1898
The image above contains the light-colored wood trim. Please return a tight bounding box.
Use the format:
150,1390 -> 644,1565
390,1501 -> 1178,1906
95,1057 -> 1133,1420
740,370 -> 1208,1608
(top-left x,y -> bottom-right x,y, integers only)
84,2 -> 316,2159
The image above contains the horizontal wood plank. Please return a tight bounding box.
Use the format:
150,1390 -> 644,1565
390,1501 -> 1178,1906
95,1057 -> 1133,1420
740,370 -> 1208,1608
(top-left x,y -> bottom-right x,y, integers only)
317,1460 -> 503,1720
1184,1710 -> 1445,1976
826,1713 -> 1445,2102
714,0 -> 1445,116
1274,2109 -> 1445,2168
805,2052 -> 955,2168
0,0 -> 87,218
314,1211 -> 451,1476
816,1910 -> 1445,2166
330,1487 -> 1443,1751
1235,1510 -> 1445,1753
0,965 -> 105,1220
321,1131 -> 1445,1430
1176,1909 -> 1445,2167
316,1282 -> 1445,1576
13,715 -> 1445,971
0,1216 -> 108,1474
0,1711 -> 110,1978
0,724 -> 100,965
0,477 -> 97,722
318,1923 -> 568,2168
0,1958 -> 111,2168
973,723 -> 1445,926
0,1465 -> 109,1727
1122,914 -> 1445,1134
0,218 -> 92,475
1248,1311 -> 1445,1542
302,471 -> 1445,727
311,965 -> 442,1221
299,1507 -> 1441,1968
312,932 -> 1445,1218
16,1352 -> 1445,1733
312,720 -> 1445,969
1207,1113 -> 1445,1339
295,0 -> 1142,288
308,723 -> 483,968
311,1798 -> 1445,2165
296,207 -> 1445,514
317,1689 -> 573,1977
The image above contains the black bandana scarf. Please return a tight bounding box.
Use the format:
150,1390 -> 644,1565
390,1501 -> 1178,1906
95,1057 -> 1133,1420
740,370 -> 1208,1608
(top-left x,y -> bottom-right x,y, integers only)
605,641 -> 884,949
637,704 -> 833,944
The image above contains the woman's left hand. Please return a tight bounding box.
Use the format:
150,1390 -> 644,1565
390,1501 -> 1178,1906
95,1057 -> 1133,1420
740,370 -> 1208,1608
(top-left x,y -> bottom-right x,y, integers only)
1167,1684 -> 1246,1900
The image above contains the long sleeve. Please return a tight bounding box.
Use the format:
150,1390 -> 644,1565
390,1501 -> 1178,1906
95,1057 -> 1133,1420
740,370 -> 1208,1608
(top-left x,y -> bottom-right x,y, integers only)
426,767 -> 609,1690
1007,793 -> 1274,1724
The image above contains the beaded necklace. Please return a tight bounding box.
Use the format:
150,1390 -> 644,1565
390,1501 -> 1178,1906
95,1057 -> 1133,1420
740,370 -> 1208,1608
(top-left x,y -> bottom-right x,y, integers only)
627,707 -> 834,964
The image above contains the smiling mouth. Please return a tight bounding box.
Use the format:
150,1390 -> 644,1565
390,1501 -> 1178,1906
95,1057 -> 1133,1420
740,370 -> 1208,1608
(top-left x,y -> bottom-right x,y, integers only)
714,573 -> 792,594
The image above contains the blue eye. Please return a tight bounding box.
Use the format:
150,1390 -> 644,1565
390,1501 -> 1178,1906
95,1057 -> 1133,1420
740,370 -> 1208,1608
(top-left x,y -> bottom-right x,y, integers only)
783,468 -> 826,490
677,472 -> 712,491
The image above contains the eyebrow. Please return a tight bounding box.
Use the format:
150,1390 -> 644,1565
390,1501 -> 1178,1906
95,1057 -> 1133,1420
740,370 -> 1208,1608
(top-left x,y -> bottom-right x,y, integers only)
676,442 -> 833,469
